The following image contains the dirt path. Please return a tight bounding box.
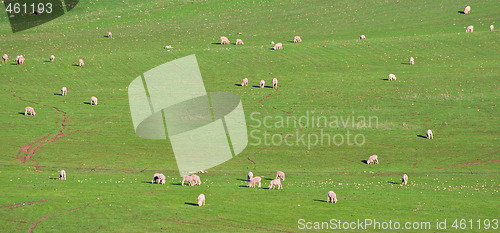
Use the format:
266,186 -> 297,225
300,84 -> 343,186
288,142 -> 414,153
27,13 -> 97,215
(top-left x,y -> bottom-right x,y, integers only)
435,159 -> 500,169
28,203 -> 92,233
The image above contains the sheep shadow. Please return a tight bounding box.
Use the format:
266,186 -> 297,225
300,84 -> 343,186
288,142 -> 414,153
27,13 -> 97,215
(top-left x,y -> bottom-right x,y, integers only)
252,85 -> 273,88
83,102 -> 91,105
458,11 -> 465,14
387,181 -> 400,184
18,112 -> 26,115
49,177 -> 61,180
417,135 -> 427,139
287,41 -> 295,43
72,64 -> 81,67
263,177 -> 274,181
236,178 -> 248,181
381,78 -> 389,80
184,202 -> 199,206
104,35 -> 111,38
54,93 -> 62,96
361,160 -> 368,164
314,199 -> 328,203
11,63 -> 18,65
234,84 -> 243,87
239,185 -> 250,188
401,62 -> 410,65
141,181 -> 154,184
268,48 -> 276,50
211,42 -> 222,45
44,60 -> 52,63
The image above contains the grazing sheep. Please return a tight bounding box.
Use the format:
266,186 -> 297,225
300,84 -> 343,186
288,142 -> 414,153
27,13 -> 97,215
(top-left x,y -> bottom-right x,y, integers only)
426,129 -> 433,139
61,87 -> 67,96
260,80 -> 265,88
389,74 -> 397,81
241,78 -> 249,86
78,59 -> 84,67
50,55 -> 55,62
327,190 -> 337,203
268,178 -> 283,190
271,41 -> 275,46
273,43 -> 283,50
360,35 -> 366,40
236,39 -> 244,45
90,96 -> 98,105
466,25 -> 474,33
108,32 -> 112,38
247,171 -> 253,181
25,107 -> 36,116
275,171 -> 285,181
294,36 -> 302,43
272,78 -> 278,89
410,57 -> 414,65
367,155 -> 378,164
181,175 -> 193,186
190,174 -> 202,186
490,25 -> 494,31
198,194 -> 205,206
402,174 -> 408,185
158,174 -> 166,184
464,6 -> 471,14
3,54 -> 8,63
59,170 -> 66,180
165,45 -> 173,49
152,173 -> 161,184
248,176 -> 261,188
220,36 -> 230,45
17,55 -> 25,65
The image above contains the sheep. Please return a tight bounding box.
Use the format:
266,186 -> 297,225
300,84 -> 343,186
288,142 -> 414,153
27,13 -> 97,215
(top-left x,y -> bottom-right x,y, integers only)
248,176 -> 261,188
409,57 -> 414,65
402,174 -> 408,185
61,87 -> 67,96
260,80 -> 265,88
198,194 -> 205,206
2,54 -> 8,63
152,173 -> 162,183
91,96 -> 98,105
190,174 -> 202,186
464,6 -> 471,14
271,41 -> 275,46
158,174 -> 166,184
108,32 -> 112,38
327,191 -> 337,203
426,129 -> 433,139
275,171 -> 285,181
25,107 -> 36,116
182,175 -> 193,186
273,43 -> 283,50
165,45 -> 173,49
241,78 -> 249,86
389,74 -> 397,81
466,25 -> 473,33
220,36 -> 230,45
490,25 -> 494,31
367,155 -> 378,164
360,35 -> 366,40
272,78 -> 278,89
17,55 -> 25,65
50,55 -> 55,62
236,39 -> 244,45
294,36 -> 302,43
247,171 -> 253,181
78,59 -> 84,67
268,178 -> 282,190
59,170 -> 66,180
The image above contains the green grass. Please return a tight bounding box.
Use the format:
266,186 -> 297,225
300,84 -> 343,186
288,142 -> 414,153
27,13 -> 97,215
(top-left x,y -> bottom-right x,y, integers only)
0,0 -> 499,232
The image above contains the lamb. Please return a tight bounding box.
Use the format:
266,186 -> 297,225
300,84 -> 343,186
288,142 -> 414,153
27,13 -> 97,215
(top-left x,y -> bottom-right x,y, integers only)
367,155 -> 378,164
466,25 -> 473,33
271,41 -> 275,46
59,170 -> 66,180
17,55 -> 25,65
108,32 -> 112,38
152,173 -> 162,183
294,36 -> 302,43
327,191 -> 337,203
182,175 -> 193,186
236,39 -> 244,45
402,174 -> 408,185
61,87 -> 67,96
78,59 -> 84,67
198,194 -> 205,206
2,54 -> 8,63
50,55 -> 55,62
165,45 -> 173,49
247,171 -> 253,181
248,176 -> 261,188
426,129 -> 433,139
190,174 -> 202,186
389,74 -> 397,81
360,35 -> 366,40
490,25 -> 494,31
260,80 -> 265,88
268,178 -> 282,190
220,36 -> 230,45
25,107 -> 36,116
275,171 -> 285,181
158,174 -> 166,184
273,43 -> 283,50
409,57 -> 414,65
91,96 -> 98,105
464,6 -> 471,14
241,78 -> 249,86
272,78 -> 278,89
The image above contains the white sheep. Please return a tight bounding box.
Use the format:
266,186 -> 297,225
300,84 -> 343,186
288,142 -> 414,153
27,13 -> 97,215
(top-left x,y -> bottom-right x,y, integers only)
50,55 -> 55,62
182,175 -> 193,186
247,171 -> 253,181
108,32 -> 112,38
191,174 -> 202,186
236,39 -> 244,45
260,80 -> 265,88
360,35 -> 366,40
165,45 -> 173,49
248,176 -> 261,188
268,178 -> 282,190
59,170 -> 66,180
271,41 -> 275,46
389,74 -> 397,81
273,43 -> 283,50
294,36 -> 302,43
241,78 -> 249,86
466,25 -> 473,33
78,59 -> 84,67
61,87 -> 67,96
152,173 -> 161,183
275,171 -> 285,181
490,25 -> 494,31
464,6 -> 471,14
402,174 -> 408,185
158,174 -> 166,184
272,78 -> 278,89
367,154 -> 378,164
220,36 -> 230,45
198,194 -> 205,206
91,96 -> 98,105
426,129 -> 433,139
410,57 -> 414,65
25,107 -> 36,116
327,191 -> 337,203
2,54 -> 7,63
17,55 -> 25,65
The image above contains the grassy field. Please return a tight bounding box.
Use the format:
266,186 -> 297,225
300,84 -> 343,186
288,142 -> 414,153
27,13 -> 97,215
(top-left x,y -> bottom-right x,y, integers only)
0,0 -> 499,232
